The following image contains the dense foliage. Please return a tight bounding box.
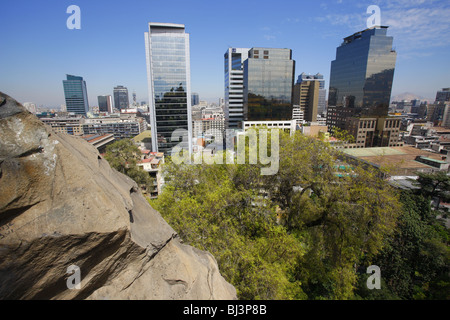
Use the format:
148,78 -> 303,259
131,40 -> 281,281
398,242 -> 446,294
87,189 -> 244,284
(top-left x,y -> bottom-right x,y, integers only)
104,139 -> 152,190
356,173 -> 450,300
148,130 -> 449,300
102,133 -> 449,299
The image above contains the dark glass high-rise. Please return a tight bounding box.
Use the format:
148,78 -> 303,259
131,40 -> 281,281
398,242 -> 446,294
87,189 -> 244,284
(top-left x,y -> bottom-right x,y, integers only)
243,48 -> 295,121
63,74 -> 89,115
113,86 -> 129,110
328,27 -> 397,119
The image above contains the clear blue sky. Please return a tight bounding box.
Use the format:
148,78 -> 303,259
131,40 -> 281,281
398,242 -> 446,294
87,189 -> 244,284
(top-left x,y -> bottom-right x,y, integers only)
1,0 -> 449,108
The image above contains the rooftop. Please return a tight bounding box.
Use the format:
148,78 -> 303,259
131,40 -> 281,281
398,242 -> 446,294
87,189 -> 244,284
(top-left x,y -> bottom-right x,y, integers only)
149,22 -> 185,28
132,130 -> 151,143
342,146 -> 448,174
81,134 -> 114,144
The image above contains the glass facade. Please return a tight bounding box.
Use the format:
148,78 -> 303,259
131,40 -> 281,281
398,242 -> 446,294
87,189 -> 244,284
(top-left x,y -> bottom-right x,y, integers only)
98,95 -> 112,113
436,88 -> 450,103
224,47 -> 249,129
63,75 -> 89,115
243,48 -> 295,121
191,92 -> 199,106
328,27 -> 396,117
145,23 -> 192,154
113,86 -> 129,110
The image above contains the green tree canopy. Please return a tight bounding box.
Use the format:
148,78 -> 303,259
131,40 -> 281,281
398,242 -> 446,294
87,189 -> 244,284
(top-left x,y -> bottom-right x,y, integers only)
152,130 -> 403,299
104,139 -> 151,190
357,190 -> 450,300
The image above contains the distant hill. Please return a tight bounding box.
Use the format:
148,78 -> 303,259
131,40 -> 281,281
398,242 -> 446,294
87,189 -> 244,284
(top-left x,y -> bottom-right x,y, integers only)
391,92 -> 431,102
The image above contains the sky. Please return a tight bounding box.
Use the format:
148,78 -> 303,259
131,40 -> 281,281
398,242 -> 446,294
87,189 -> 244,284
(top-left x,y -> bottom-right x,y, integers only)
1,0 -> 449,108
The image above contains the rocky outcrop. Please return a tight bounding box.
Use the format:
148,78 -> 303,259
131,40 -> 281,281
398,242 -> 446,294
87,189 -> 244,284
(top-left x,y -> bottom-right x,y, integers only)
0,92 -> 236,300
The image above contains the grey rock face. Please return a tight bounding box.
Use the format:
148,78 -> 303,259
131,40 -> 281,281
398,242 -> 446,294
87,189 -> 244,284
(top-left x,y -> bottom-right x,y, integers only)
0,92 -> 236,300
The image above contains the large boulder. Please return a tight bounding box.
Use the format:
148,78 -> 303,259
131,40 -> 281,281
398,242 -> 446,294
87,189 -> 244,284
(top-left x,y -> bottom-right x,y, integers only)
0,92 -> 236,300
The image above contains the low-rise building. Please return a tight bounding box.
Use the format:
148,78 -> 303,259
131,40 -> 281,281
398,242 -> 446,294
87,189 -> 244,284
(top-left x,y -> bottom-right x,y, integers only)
40,114 -> 147,140
81,134 -> 115,154
193,116 -> 225,142
242,120 -> 297,135
41,116 -> 84,135
137,151 -> 164,199
301,124 -> 328,139
341,146 -> 449,176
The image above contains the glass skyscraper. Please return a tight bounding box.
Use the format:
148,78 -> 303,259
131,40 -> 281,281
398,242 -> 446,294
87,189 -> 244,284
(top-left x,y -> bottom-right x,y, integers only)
191,92 -> 199,106
326,27 -> 401,148
243,48 -> 295,121
436,88 -> 450,103
63,74 -> 89,115
328,26 -> 397,117
113,86 -> 129,110
224,47 -> 249,129
98,95 -> 113,113
145,22 -> 192,154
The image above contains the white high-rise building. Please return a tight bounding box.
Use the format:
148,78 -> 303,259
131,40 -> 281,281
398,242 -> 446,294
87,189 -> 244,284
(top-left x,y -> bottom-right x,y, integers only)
145,22 -> 192,155
224,47 -> 250,129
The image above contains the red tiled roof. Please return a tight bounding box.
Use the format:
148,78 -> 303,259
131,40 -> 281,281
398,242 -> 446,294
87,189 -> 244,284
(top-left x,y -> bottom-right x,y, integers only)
81,134 -> 113,143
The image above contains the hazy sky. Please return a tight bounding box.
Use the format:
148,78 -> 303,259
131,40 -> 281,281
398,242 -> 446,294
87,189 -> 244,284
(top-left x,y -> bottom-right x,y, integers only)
1,0 -> 449,107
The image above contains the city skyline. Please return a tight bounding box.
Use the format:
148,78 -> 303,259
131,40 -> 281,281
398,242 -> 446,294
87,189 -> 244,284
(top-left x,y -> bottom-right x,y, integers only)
1,0 -> 449,108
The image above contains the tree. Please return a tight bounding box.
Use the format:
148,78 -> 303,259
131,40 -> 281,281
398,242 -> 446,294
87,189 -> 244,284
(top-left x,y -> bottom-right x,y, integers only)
104,139 -> 151,190
261,131 -> 400,299
152,130 -> 403,300
359,190 -> 450,300
413,171 -> 450,214
151,159 -> 305,300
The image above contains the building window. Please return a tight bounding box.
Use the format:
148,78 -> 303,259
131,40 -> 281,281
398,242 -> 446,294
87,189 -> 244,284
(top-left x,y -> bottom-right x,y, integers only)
254,50 -> 259,54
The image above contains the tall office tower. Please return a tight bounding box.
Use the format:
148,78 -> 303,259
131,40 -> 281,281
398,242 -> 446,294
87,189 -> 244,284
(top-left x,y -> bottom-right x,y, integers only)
315,73 -> 327,115
410,99 -> 422,114
132,91 -> 137,106
145,22 -> 192,154
427,103 -> 447,124
326,27 -> 399,148
224,47 -> 250,129
293,73 -> 322,122
191,92 -> 199,106
113,86 -> 129,110
63,74 -> 89,115
436,88 -> 450,103
243,48 -> 295,121
441,104 -> 450,128
98,95 -> 113,113
327,26 -> 396,124
297,73 -> 327,115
